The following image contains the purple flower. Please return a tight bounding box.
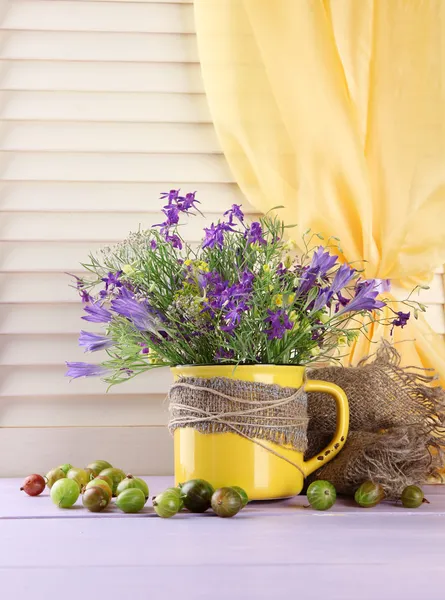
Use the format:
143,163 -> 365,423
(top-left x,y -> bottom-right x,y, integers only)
313,288 -> 332,312
224,204 -> 244,225
80,289 -> 93,303
139,342 -> 150,355
101,271 -> 123,291
331,264 -> 356,293
111,287 -> 159,332
221,301 -> 248,332
178,192 -> 200,212
264,309 -> 294,340
65,362 -> 109,379
150,239 -> 157,250
82,301 -> 112,323
215,347 -> 235,361
245,222 -> 266,246
310,246 -> 338,276
337,280 -> 386,315
160,189 -> 180,203
392,311 -> 410,331
202,222 -> 235,249
335,291 -> 351,312
165,234 -> 182,249
79,331 -> 114,353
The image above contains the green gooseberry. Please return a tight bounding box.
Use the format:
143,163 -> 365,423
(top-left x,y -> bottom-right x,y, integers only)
86,460 -> 113,477
67,468 -> 91,490
50,478 -> 79,508
179,479 -> 214,513
354,481 -> 385,508
116,488 -> 146,513
45,467 -> 66,489
85,479 -> 112,503
99,468 -> 126,496
231,486 -> 249,507
58,463 -> 73,476
401,485 -> 429,508
95,474 -> 114,490
152,490 -> 182,518
163,487 -> 186,510
211,487 -> 243,518
116,475 -> 149,500
306,480 -> 337,511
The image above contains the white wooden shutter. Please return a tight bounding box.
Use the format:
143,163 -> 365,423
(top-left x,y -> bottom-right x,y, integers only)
0,0 -> 443,476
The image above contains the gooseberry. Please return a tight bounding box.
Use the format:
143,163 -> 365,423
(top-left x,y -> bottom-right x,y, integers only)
116,488 -> 146,513
67,468 -> 91,490
20,474 -> 46,496
116,475 -> 149,500
401,485 -> 429,508
152,490 -> 182,518
306,480 -> 337,511
179,479 -> 214,513
163,487 -> 186,510
211,487 -> 243,518
58,464 -> 73,476
99,468 -> 126,495
231,486 -> 249,507
86,460 -> 113,477
95,474 -> 114,490
85,479 -> 112,503
82,486 -> 109,512
50,478 -> 79,508
354,481 -> 385,508
46,467 -> 66,489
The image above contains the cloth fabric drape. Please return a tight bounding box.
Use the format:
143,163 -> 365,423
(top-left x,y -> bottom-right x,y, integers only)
194,0 -> 445,379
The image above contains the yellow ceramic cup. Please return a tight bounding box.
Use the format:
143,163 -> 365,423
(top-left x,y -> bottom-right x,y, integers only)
172,364 -> 349,500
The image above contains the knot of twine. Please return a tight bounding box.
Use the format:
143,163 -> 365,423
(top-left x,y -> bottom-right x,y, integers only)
168,376 -> 309,476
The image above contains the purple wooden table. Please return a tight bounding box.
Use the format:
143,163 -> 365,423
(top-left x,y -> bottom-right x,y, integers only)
1,477 -> 444,599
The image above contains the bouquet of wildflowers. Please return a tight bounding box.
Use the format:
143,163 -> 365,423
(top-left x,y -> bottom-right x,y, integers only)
66,190 -> 423,386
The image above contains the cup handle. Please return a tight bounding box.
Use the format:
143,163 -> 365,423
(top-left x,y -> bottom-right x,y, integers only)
302,379 -> 349,477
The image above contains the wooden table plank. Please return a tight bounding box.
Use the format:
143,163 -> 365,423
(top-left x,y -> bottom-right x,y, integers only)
1,478 -> 444,600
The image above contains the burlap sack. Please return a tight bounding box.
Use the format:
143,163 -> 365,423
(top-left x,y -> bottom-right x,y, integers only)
306,342 -> 445,497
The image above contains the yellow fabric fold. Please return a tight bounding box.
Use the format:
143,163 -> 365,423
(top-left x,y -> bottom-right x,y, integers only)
194,0 -> 445,379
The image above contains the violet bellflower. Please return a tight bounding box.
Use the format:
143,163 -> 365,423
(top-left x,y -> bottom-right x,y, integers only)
78,331 -> 114,353
391,311 -> 410,333
65,362 -> 109,379
82,301 -> 112,323
310,246 -> 338,276
331,264 -> 356,294
337,279 -> 386,315
111,287 -> 160,332
264,309 -> 294,340
202,221 -> 236,249
224,204 -> 244,225
245,222 -> 267,246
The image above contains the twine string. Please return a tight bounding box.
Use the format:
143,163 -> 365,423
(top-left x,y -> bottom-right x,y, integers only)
169,380 -> 308,477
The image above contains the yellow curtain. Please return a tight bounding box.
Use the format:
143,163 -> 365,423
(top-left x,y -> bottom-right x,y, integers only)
194,0 -> 445,380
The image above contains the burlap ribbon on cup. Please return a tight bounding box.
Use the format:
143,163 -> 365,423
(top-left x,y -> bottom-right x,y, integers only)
306,342 -> 445,498
168,377 -> 308,474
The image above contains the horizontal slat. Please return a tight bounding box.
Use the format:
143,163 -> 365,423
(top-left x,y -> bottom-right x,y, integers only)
0,122 -> 220,153
0,305 -> 84,335
0,153 -> 232,182
0,365 -> 173,396
0,394 -> 169,427
0,211 -> 240,241
0,426 -> 173,477
0,182 -> 244,211
0,91 -> 210,122
0,334 -> 105,365
0,242 -> 110,272
0,31 -> 199,62
0,60 -> 204,92
74,0 -> 193,3
2,1 -> 194,33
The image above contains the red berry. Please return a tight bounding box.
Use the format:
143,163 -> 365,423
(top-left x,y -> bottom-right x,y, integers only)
20,474 -> 46,496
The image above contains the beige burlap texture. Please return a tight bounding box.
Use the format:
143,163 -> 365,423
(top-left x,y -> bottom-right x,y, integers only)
168,377 -> 308,474
306,342 -> 445,498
